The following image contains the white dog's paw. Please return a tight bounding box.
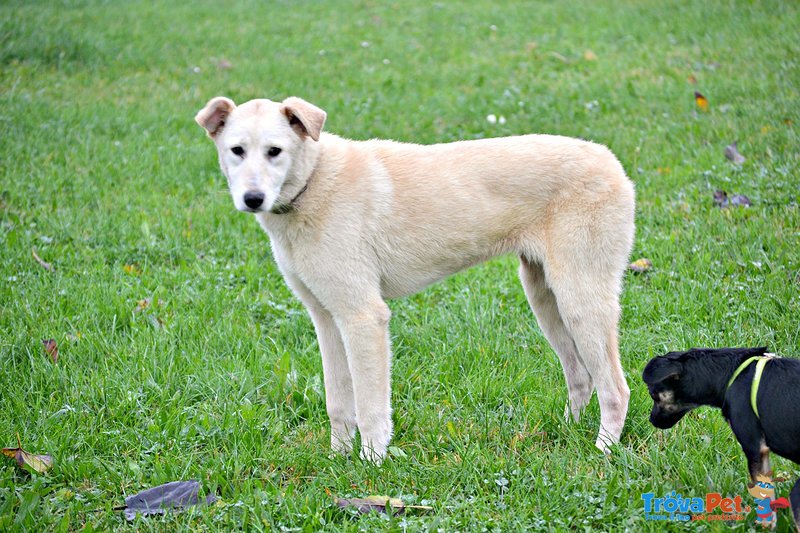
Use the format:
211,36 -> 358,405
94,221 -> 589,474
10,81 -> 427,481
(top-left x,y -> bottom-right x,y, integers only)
330,426 -> 356,455
358,424 -> 391,464
359,442 -> 387,464
595,439 -> 612,455
595,432 -> 619,455
564,402 -> 583,423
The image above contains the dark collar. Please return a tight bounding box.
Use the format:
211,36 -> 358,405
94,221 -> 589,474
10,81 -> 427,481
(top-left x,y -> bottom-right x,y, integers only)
270,183 -> 308,215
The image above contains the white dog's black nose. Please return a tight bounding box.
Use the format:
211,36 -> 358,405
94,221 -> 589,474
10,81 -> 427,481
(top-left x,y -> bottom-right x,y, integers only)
243,191 -> 265,210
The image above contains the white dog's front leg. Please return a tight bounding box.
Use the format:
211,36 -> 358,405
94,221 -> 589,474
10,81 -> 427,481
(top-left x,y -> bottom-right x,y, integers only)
335,300 -> 393,463
285,275 -> 357,455
307,305 -> 357,454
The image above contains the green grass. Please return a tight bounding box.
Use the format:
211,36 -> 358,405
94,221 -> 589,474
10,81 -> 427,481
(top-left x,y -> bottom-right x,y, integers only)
1,0 -> 799,530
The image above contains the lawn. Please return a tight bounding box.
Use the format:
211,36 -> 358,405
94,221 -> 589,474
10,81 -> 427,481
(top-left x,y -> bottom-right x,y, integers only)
1,0 -> 798,530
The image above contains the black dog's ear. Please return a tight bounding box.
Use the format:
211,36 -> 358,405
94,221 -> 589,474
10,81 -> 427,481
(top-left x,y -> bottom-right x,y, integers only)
642,356 -> 683,384
733,346 -> 769,357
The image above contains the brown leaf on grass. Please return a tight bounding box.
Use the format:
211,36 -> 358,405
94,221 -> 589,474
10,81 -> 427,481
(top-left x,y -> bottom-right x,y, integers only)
583,49 -> 598,61
713,190 -> 752,208
31,248 -> 53,272
547,51 -> 569,63
42,339 -> 58,363
134,298 -> 165,313
134,298 -> 153,313
713,190 -> 728,207
687,74 -> 697,85
122,480 -> 218,520
628,258 -> 652,273
724,142 -> 746,164
729,194 -> 751,207
2,434 -> 53,474
694,91 -> 709,112
334,495 -> 432,515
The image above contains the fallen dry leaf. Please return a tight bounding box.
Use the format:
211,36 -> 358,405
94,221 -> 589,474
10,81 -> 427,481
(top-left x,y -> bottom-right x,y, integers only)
31,248 -> 53,272
628,258 -> 652,273
729,194 -> 752,207
713,190 -> 752,208
134,299 -> 150,313
122,480 -> 217,520
583,49 -> 598,61
334,495 -> 432,515
547,51 -> 569,63
724,142 -> 746,164
2,434 -> 53,474
42,339 -> 58,363
694,91 -> 709,112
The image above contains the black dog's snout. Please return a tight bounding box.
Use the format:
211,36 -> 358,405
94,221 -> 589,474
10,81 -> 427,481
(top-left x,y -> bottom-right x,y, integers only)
243,191 -> 265,210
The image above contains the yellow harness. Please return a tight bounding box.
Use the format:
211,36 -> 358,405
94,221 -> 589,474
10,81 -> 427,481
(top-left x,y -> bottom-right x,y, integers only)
726,354 -> 777,419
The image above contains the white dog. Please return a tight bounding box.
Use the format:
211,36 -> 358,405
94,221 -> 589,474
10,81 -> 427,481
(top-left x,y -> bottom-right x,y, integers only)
196,96 -> 635,461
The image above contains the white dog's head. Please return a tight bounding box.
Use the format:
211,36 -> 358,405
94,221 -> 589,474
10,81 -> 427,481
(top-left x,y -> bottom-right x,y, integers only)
195,96 -> 326,214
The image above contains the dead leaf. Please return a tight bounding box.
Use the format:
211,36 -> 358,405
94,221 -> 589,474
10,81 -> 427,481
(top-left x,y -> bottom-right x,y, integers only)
724,142 -> 746,164
123,264 -> 141,276
134,299 -> 151,312
547,51 -> 569,63
713,190 -> 751,208
2,433 -> 53,474
583,49 -> 597,61
334,495 -> 432,515
729,194 -> 751,207
122,480 -> 217,520
628,258 -> 652,273
694,91 -> 709,112
687,74 -> 697,85
31,248 -> 53,272
42,339 -> 58,363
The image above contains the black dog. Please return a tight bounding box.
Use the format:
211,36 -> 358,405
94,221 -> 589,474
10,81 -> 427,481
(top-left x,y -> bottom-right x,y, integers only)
643,347 -> 800,529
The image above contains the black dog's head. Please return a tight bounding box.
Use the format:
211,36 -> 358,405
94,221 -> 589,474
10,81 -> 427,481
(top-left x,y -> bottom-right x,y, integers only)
642,352 -> 699,429
642,347 -> 769,429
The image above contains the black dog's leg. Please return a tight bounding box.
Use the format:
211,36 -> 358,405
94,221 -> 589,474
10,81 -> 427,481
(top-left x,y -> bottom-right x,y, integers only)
741,441 -> 772,482
790,477 -> 800,533
730,416 -> 771,481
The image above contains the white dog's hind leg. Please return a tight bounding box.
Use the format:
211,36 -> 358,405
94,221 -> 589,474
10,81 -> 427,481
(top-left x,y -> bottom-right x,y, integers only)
518,257 -> 594,422
285,276 -> 357,454
548,273 -> 629,452
333,299 -> 393,463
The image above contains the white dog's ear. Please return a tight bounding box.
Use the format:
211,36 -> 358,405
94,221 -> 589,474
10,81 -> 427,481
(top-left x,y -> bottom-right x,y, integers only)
195,97 -> 236,138
281,97 -> 326,142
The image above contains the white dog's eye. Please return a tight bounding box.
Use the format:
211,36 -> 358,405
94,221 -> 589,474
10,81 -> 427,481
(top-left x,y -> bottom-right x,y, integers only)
267,147 -> 282,157
231,146 -> 245,157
